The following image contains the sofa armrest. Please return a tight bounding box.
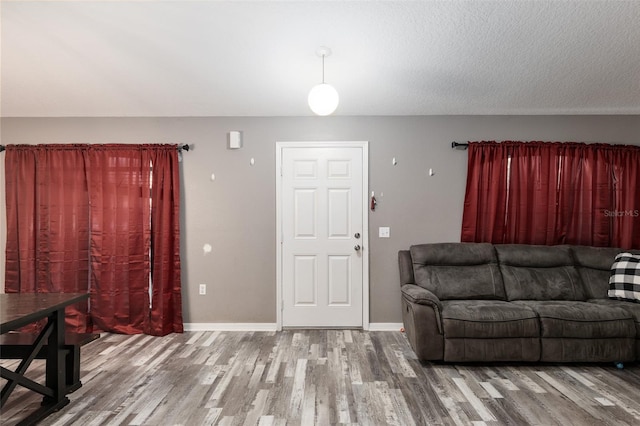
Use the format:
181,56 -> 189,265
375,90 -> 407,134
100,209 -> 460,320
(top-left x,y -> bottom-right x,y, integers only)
401,284 -> 442,309
401,284 -> 444,360
401,284 -> 443,333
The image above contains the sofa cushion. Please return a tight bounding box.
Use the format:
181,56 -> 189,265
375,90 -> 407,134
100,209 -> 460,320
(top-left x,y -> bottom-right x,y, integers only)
496,244 -> 586,301
410,243 -> 506,300
608,252 -> 640,303
441,300 -> 539,338
571,246 -> 624,299
514,301 -> 635,338
589,299 -> 640,338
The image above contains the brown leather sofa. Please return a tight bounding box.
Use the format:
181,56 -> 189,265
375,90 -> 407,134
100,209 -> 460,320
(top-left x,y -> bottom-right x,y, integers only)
399,243 -> 639,364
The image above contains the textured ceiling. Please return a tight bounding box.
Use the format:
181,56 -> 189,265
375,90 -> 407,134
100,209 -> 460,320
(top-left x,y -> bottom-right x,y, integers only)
1,1 -> 639,117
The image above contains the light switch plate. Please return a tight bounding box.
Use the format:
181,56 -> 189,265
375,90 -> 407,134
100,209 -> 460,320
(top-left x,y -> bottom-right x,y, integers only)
379,227 -> 390,238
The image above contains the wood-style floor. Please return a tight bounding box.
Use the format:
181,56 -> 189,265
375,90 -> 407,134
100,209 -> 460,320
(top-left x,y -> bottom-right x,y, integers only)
2,330 -> 640,425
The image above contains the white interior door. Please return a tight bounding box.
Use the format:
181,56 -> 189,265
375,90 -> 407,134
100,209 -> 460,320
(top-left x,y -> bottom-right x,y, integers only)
278,143 -> 367,328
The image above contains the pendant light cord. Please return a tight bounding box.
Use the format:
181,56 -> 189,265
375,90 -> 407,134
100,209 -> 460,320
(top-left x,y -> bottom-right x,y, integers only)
322,54 -> 325,84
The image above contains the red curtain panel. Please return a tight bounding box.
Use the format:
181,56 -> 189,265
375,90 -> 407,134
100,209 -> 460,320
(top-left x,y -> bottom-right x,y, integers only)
4,145 -> 91,332
461,141 -> 640,249
460,141 -> 510,243
609,145 -> 640,248
555,144 -> 614,247
506,142 -> 563,245
4,144 -> 183,335
147,146 -> 184,335
87,145 -> 153,334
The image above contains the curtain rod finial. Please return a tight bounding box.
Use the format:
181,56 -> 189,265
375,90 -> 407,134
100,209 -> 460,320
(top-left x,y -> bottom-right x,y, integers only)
452,142 -> 468,150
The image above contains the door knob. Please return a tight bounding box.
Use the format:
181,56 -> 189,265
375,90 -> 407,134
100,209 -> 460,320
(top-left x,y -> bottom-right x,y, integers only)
354,245 -> 361,251
354,232 -> 361,239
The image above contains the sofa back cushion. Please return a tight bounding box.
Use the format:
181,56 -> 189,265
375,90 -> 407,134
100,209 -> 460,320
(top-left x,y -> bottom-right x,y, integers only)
398,250 -> 415,285
496,244 -> 586,301
410,243 -> 506,300
571,246 -> 624,299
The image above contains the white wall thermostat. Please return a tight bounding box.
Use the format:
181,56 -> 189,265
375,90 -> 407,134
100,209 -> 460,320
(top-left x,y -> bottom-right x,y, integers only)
228,131 -> 242,149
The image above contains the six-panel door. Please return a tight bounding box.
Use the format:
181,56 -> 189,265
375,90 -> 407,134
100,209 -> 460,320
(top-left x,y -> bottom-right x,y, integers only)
281,147 -> 364,327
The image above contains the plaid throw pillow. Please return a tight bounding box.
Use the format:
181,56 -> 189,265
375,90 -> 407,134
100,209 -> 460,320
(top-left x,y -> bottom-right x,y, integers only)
608,252 -> 640,303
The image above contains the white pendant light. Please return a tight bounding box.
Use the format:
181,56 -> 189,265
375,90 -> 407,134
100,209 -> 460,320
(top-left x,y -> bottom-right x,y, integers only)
308,47 -> 339,116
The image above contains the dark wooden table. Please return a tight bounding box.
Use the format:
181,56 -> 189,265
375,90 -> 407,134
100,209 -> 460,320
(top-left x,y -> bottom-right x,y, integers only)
0,293 -> 89,426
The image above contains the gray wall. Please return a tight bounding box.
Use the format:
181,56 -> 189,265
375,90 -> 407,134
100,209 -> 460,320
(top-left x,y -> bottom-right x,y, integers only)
1,115 -> 639,324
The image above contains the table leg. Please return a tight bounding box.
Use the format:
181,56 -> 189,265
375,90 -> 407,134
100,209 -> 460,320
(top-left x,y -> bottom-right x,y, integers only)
0,324 -> 53,406
15,309 -> 70,426
46,308 -> 67,404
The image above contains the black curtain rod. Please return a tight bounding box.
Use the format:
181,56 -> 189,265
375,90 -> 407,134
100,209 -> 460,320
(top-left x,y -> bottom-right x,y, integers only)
451,141 -> 469,149
0,144 -> 189,153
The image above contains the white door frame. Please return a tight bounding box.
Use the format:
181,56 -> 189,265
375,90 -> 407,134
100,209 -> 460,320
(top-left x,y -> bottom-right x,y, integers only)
276,141 -> 369,330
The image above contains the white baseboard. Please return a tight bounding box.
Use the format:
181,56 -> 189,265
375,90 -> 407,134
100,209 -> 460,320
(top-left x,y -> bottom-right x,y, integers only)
367,323 -> 404,331
184,323 -> 278,331
184,323 -> 403,332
